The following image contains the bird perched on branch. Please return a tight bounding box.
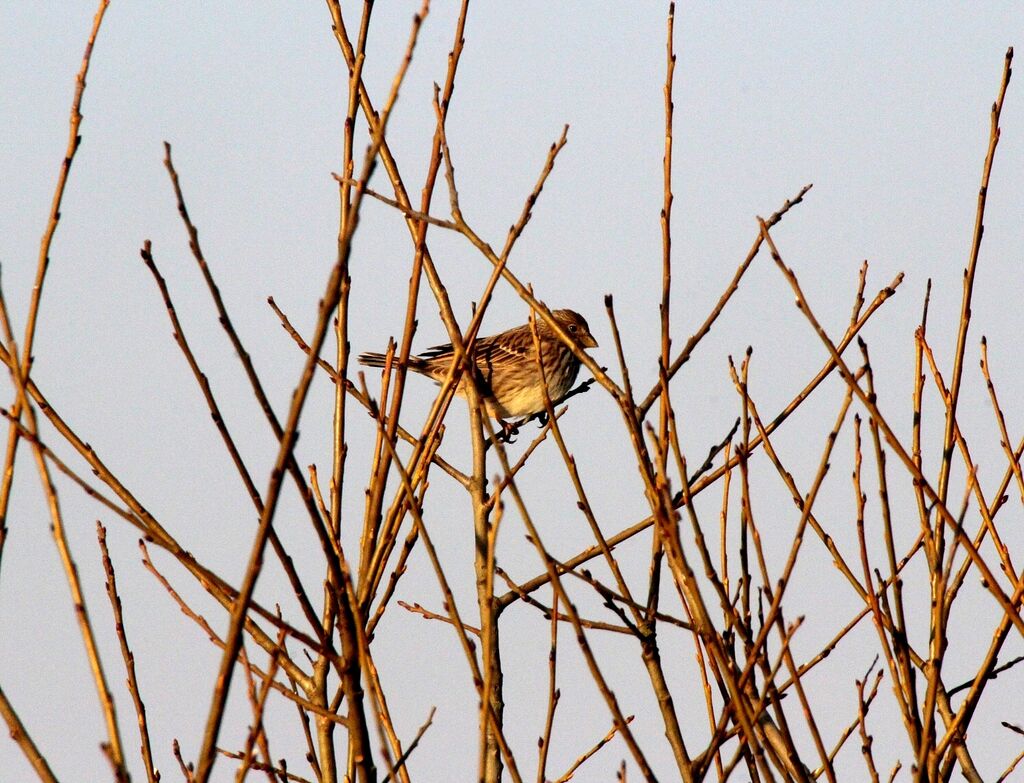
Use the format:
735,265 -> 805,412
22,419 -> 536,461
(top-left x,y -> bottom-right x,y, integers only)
358,309 -> 598,437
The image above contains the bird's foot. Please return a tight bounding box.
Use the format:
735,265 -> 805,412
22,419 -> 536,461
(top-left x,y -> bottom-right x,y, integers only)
498,419 -> 519,443
537,411 -> 548,427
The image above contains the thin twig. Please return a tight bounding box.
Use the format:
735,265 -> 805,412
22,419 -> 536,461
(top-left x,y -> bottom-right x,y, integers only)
98,523 -> 159,783
551,716 -> 635,783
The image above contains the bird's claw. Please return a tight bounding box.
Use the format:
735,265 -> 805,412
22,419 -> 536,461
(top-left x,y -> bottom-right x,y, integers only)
498,420 -> 519,443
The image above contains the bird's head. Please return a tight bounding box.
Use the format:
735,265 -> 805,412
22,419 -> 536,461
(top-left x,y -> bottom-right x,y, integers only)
552,309 -> 598,349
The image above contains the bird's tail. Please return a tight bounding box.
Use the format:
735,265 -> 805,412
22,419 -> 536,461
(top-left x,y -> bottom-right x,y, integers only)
357,352 -> 427,372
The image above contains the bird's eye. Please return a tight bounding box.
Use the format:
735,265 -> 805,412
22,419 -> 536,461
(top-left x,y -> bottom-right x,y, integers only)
568,324 -> 577,332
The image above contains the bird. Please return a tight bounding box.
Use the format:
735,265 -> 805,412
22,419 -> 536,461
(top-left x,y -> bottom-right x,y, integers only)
358,309 -> 598,437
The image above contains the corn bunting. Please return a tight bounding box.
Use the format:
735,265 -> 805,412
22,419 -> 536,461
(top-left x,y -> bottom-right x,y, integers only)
358,309 -> 598,435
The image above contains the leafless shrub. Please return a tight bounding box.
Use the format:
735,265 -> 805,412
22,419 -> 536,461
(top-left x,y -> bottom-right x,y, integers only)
1,3 -> 1020,782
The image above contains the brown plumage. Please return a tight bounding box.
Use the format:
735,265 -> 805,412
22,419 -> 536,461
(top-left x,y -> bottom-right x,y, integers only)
358,309 -> 598,422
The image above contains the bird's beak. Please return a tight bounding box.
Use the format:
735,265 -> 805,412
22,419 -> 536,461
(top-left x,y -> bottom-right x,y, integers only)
582,333 -> 598,349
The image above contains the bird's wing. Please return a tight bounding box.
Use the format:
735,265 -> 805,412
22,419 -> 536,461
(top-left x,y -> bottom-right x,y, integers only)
420,326 -> 531,361
417,325 -> 538,380
476,326 -> 533,368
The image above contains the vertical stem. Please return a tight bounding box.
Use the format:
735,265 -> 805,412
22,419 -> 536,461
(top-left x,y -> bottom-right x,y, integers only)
658,1 -> 675,456
333,4 -> 372,780
936,48 -> 1013,510
0,291 -> 128,780
0,0 -> 110,575
469,399 -> 503,783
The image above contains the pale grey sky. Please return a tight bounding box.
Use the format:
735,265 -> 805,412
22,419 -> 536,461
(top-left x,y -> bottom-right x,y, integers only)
2,3 -> 1023,781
